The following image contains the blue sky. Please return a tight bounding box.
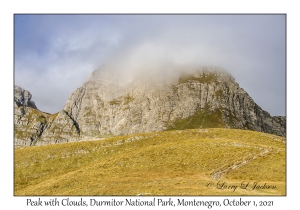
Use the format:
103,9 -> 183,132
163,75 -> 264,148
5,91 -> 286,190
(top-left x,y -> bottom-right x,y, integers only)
14,14 -> 286,116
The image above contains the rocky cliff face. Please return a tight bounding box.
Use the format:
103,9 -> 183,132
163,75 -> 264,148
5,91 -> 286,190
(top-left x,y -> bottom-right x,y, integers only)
14,85 -> 45,147
14,66 -> 286,147
14,86 -> 80,147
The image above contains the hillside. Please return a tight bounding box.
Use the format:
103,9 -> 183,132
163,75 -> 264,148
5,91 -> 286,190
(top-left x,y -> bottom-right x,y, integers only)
14,128 -> 286,196
14,66 -> 286,147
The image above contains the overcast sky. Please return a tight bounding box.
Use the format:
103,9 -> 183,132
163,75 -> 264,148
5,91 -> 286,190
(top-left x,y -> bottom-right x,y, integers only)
14,14 -> 286,116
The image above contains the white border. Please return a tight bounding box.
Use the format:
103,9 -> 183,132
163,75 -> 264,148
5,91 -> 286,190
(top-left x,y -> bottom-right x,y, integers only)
2,0 -> 298,209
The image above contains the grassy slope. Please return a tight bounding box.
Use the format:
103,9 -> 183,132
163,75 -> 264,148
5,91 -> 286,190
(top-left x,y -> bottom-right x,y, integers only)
168,107 -> 225,130
14,128 -> 286,196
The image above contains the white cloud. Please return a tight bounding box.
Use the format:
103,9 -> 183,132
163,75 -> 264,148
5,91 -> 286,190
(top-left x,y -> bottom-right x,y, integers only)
14,15 -> 286,116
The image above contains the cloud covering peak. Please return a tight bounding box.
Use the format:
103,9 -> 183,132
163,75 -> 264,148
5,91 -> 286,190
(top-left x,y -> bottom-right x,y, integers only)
14,14 -> 285,116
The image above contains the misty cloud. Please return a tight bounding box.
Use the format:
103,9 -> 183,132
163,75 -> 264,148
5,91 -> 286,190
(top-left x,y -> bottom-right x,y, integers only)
14,14 -> 285,116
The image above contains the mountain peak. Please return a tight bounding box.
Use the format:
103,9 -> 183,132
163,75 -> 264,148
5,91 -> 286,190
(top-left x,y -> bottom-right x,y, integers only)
14,65 -> 286,147
14,85 -> 38,109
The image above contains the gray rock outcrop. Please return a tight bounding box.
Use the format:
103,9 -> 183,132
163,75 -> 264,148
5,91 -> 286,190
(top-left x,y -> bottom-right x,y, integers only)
14,85 -> 37,109
14,86 -> 80,147
14,85 -> 45,147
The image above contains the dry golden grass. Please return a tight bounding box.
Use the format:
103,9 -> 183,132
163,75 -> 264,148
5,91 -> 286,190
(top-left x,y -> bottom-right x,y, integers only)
14,128 -> 285,196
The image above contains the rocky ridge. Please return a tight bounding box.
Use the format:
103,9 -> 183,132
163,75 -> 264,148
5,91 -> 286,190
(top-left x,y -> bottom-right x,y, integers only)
14,86 -> 80,147
14,66 -> 286,147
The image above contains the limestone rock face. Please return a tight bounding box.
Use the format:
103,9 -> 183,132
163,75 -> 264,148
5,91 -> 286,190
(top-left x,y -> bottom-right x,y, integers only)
62,66 -> 286,138
14,85 -> 46,147
14,86 -> 80,147
14,66 -> 286,147
14,85 -> 37,109
35,110 -> 80,146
